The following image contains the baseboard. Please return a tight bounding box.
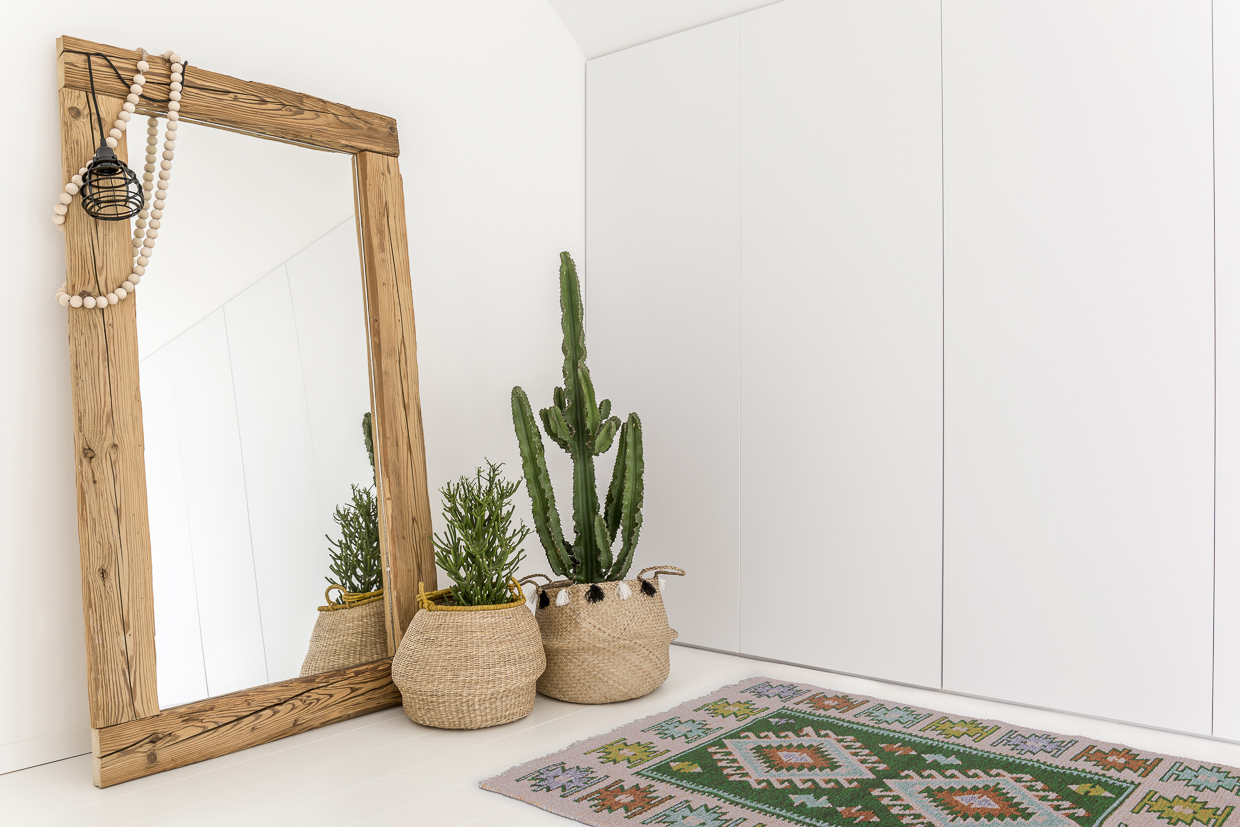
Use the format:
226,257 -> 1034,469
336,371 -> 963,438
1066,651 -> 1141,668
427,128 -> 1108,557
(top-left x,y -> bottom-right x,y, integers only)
0,727 -> 91,775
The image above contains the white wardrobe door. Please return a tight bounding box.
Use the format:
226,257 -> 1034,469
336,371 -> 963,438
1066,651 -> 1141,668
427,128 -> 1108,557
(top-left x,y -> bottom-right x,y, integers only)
225,268 -> 324,684
1215,0 -> 1240,741
169,310 -> 270,696
139,347 -> 208,709
586,17 -> 742,650
738,0 -> 943,687
943,1 -> 1214,733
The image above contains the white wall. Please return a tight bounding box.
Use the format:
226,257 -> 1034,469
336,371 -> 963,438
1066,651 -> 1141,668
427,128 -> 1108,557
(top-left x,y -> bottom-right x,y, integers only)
0,0 -> 583,774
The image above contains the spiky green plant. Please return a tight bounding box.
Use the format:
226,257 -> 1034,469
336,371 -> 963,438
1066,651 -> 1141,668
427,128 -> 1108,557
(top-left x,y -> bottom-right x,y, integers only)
324,414 -> 383,600
433,460 -> 530,606
511,252 -> 644,584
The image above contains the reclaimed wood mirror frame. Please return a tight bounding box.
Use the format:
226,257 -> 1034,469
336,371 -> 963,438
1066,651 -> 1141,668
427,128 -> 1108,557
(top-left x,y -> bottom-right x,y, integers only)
55,36 -> 436,788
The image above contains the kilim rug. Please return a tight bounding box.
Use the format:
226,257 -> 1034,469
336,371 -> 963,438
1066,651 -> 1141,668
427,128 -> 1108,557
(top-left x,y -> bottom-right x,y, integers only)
481,676 -> 1240,826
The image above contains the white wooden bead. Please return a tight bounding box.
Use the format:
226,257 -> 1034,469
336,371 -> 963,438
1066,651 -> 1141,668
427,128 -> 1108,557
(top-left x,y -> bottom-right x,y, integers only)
142,172 -> 154,183
69,295 -> 83,308
53,204 -> 68,215
131,239 -> 142,250
136,257 -> 150,268
122,281 -> 134,292
145,229 -> 159,240
129,274 -> 141,285
116,287 -> 128,300
83,296 -> 96,309
58,192 -> 72,205
122,102 -> 136,113
114,119 -> 128,132
151,209 -> 162,219
162,150 -> 174,161
117,111 -> 131,122
158,160 -> 170,171
107,293 -> 119,305
167,101 -> 179,112
109,127 -> 122,140
166,120 -> 178,131
105,137 -> 119,148
55,222 -> 64,232
135,218 -> 147,228
65,182 -> 80,195
71,174 -> 83,186
163,50 -> 173,59
171,69 -> 182,80
127,92 -> 140,104
169,91 -> 181,102
170,81 -> 182,91
170,53 -> 182,64
153,199 -> 165,209
130,83 -> 142,95
52,213 -> 66,225
143,164 -> 155,174
78,166 -> 88,175
158,170 -> 171,181
167,111 -> 179,122
163,140 -> 176,150
156,180 -> 169,192
148,116 -> 159,126
133,74 -> 146,85
137,59 -> 149,72
147,219 -> 160,230
57,292 -> 70,306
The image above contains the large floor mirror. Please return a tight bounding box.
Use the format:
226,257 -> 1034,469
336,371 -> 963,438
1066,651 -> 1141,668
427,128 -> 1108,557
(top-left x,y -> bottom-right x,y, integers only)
56,36 -> 435,787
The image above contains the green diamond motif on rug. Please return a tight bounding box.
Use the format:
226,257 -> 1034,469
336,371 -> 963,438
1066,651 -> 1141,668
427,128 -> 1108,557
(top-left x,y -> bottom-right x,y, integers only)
636,710 -> 1135,827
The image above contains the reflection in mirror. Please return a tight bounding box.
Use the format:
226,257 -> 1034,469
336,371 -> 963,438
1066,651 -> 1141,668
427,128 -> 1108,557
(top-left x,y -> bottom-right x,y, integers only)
130,121 -> 378,709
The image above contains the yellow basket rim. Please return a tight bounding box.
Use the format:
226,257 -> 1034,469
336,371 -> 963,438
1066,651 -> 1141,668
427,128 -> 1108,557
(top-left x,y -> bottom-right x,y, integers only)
417,579 -> 526,612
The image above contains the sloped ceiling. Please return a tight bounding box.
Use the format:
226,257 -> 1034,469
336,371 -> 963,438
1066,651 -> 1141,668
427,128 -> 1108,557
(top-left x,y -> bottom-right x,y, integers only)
545,0 -> 784,59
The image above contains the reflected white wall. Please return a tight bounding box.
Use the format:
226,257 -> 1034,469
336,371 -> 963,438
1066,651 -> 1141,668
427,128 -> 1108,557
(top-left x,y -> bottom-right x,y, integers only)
140,220 -> 371,706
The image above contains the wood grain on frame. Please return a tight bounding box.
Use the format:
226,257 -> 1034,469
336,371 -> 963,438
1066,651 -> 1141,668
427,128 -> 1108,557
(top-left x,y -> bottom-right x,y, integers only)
93,659 -> 400,787
57,36 -> 399,157
356,151 -> 437,648
59,87 -> 159,728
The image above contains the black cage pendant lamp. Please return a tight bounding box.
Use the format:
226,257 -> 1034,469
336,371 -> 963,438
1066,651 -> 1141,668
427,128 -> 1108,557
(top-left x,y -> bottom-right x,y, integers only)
80,54 -> 143,221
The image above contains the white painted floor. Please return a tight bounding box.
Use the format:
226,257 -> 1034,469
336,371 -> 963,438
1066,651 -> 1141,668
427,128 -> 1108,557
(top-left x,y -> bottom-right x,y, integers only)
7,645 -> 1240,825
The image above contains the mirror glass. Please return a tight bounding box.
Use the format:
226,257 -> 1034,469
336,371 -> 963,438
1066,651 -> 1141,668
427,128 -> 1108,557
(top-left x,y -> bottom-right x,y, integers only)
130,121 -> 380,709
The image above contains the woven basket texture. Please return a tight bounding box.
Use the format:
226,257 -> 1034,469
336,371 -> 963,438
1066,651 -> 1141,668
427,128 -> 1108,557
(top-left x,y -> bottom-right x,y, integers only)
536,578 -> 678,704
299,598 -> 388,677
392,599 -> 545,730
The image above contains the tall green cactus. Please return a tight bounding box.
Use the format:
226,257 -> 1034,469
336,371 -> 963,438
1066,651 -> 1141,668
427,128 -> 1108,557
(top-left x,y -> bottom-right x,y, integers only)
511,252 -> 644,583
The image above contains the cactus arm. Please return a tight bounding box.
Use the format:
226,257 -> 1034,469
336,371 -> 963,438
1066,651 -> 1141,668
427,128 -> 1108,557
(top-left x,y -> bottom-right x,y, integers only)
579,366 -> 600,436
511,386 -> 572,576
539,407 -> 571,452
592,416 -> 621,455
598,398 -> 611,421
603,419 -> 628,545
609,413 -> 644,580
593,513 -> 613,572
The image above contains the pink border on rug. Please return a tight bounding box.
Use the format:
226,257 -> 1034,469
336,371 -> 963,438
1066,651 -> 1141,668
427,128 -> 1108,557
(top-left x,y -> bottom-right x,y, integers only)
481,675 -> 1240,826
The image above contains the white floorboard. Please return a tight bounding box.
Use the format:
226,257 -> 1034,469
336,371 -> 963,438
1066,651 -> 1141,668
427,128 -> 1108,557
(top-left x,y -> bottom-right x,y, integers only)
7,645 -> 1240,825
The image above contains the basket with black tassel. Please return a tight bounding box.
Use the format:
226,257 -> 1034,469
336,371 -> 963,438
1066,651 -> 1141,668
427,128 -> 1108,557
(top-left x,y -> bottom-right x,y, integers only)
522,567 -> 684,704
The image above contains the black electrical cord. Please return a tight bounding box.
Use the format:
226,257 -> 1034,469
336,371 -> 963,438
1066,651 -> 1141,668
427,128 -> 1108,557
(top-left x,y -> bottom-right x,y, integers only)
68,49 -> 188,108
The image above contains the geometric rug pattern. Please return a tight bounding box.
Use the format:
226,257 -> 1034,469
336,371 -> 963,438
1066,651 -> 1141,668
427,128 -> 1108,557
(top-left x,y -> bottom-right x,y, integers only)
481,676 -> 1240,826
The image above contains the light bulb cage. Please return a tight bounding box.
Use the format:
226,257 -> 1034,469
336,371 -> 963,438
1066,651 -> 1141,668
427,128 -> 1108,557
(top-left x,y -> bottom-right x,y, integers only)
80,145 -> 143,221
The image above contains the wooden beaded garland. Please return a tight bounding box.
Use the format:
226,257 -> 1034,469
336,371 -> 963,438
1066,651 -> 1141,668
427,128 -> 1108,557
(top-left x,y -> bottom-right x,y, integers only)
54,49 -> 184,311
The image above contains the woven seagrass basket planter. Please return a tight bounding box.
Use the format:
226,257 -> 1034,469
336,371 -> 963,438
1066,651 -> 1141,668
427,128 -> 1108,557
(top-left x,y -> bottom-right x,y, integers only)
300,586 -> 388,677
392,580 -> 545,730
529,566 -> 684,705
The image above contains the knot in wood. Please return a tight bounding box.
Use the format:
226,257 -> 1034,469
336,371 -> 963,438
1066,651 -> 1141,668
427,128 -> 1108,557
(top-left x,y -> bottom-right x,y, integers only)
68,106 -> 83,119
83,447 -> 95,459
97,567 -> 107,583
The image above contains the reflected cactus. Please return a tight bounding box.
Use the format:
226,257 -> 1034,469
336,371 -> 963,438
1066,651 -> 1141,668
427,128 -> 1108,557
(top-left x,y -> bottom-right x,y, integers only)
511,252 -> 644,584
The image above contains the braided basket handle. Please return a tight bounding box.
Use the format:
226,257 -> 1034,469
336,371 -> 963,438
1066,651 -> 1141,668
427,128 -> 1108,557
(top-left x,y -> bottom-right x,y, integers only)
637,566 -> 686,581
